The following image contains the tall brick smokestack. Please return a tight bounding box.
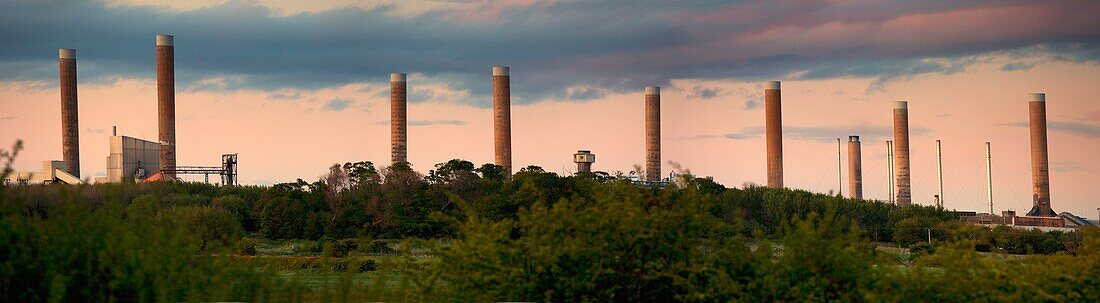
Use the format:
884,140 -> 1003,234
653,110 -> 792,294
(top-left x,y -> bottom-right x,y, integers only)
492,66 -> 511,176
847,136 -> 862,200
893,101 -> 911,206
156,34 -> 176,178
59,48 -> 79,177
644,86 -> 661,182
765,81 -> 783,188
1026,93 -> 1056,217
390,73 -> 407,164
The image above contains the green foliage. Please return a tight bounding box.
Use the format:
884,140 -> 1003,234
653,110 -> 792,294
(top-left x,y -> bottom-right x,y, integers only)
235,237 -> 260,256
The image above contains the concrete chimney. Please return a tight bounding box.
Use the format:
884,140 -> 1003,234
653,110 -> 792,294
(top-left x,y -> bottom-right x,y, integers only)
847,136 -> 862,200
390,73 -> 407,164
156,34 -> 176,178
59,48 -> 80,178
574,150 -> 595,174
893,101 -> 911,206
765,81 -> 783,188
1026,93 -> 1056,216
644,86 -> 661,182
492,66 -> 511,176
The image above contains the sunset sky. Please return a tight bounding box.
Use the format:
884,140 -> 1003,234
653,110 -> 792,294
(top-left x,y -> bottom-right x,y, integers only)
1,0 -> 1099,217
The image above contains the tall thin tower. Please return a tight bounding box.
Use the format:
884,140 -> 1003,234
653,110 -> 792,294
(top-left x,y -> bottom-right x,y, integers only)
644,86 -> 661,182
765,81 -> 783,188
492,66 -> 512,177
936,140 -> 944,207
156,34 -> 176,178
837,138 -> 843,196
986,142 -> 994,215
1026,93 -> 1056,216
893,101 -> 911,206
847,136 -> 862,200
886,140 -> 894,204
59,48 -> 80,178
390,73 -> 407,164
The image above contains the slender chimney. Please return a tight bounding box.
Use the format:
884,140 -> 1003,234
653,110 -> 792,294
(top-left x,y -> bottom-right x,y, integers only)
886,140 -> 894,204
765,81 -> 783,188
936,140 -> 944,207
156,34 -> 176,178
390,73 -> 407,164
847,136 -> 862,200
837,138 -> 843,196
986,142 -> 994,215
492,66 -> 511,176
644,86 -> 661,182
893,101 -> 911,206
59,48 -> 79,178
1026,93 -> 1056,216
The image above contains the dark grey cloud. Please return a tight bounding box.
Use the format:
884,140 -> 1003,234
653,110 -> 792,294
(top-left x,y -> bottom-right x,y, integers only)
321,98 -> 352,111
1051,160 -> 1088,173
1002,121 -> 1100,138
0,115 -> 15,121
688,86 -> 721,99
1001,62 -> 1035,72
743,99 -> 760,110
1,0 -> 1099,107
372,119 -> 465,126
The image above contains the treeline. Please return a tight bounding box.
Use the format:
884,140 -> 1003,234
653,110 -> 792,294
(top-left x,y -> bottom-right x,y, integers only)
1,159 -> 1084,253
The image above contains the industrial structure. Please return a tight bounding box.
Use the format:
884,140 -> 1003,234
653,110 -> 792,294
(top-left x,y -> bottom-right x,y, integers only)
644,86 -> 661,182
391,73 -> 407,164
9,35 -> 1098,225
847,136 -> 862,200
892,101 -> 911,206
573,150 -> 595,174
493,66 -> 512,177
59,48 -> 80,178
157,34 -> 176,179
1027,93 -> 1056,217
764,81 -> 783,188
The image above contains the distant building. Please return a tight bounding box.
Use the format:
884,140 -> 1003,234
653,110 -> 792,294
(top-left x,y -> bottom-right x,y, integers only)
104,135 -> 164,183
2,160 -> 82,185
959,210 -> 1095,232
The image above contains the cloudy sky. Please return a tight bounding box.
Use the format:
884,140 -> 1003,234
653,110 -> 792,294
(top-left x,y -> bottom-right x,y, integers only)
1,0 -> 1099,217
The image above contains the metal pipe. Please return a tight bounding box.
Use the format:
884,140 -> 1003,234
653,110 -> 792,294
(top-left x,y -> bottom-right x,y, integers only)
886,140 -> 894,204
765,81 -> 783,188
986,142 -> 994,215
837,138 -> 843,196
936,139 -> 944,207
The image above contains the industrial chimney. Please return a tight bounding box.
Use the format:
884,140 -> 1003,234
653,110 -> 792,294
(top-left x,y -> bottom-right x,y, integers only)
765,81 -> 783,188
156,34 -> 176,178
893,101 -> 911,206
59,48 -> 79,178
492,66 -> 511,177
1026,93 -> 1056,217
847,136 -> 862,200
390,73 -> 407,164
574,150 -> 595,174
644,86 -> 661,182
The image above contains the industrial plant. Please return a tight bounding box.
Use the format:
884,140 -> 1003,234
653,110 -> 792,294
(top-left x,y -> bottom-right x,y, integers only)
1,34 -> 1094,230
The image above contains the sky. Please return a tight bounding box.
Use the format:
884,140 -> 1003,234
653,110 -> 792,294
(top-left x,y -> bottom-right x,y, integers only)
1,0 -> 1099,218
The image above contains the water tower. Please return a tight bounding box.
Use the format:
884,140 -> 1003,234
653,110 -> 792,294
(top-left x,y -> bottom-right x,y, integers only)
573,150 -> 595,174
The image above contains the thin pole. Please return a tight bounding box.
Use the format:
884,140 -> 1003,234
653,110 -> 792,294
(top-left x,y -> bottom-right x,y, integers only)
986,142 -> 994,215
837,138 -> 843,196
887,140 -> 895,203
936,140 -> 944,207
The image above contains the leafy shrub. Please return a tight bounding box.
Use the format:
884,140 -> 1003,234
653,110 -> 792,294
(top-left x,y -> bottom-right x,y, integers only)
235,237 -> 260,256
166,205 -> 245,253
908,242 -> 936,258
